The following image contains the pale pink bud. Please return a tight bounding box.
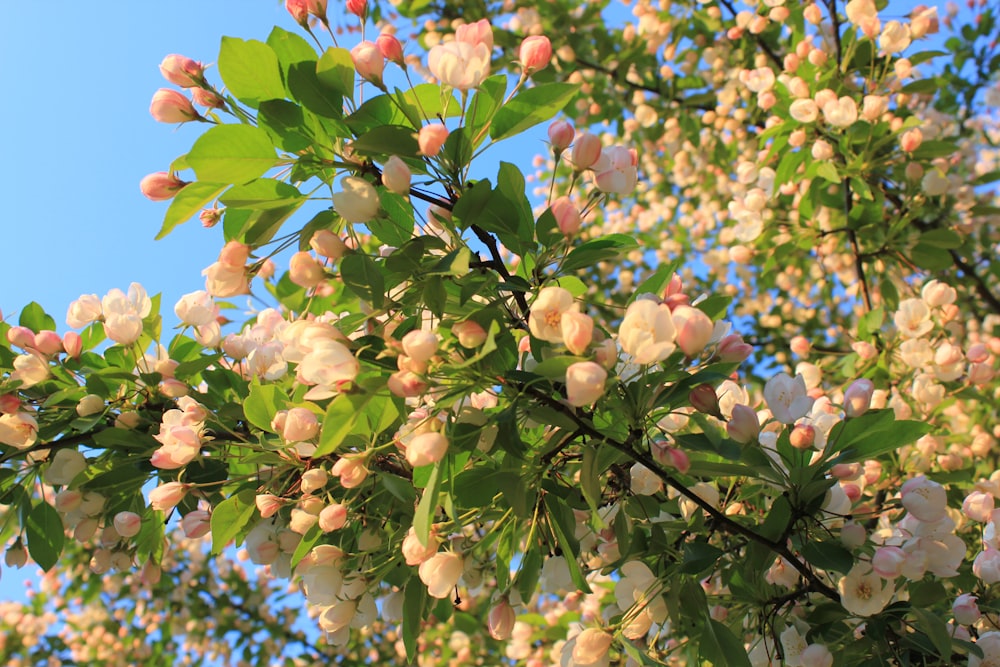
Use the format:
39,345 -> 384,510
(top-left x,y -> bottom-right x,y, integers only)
141,560 -> 162,585
90,549 -> 112,574
289,508 -> 318,534
331,455 -> 368,488
402,527 -> 440,565
55,489 -> 83,513
488,598 -> 516,640
565,361 -> 607,407
388,370 -> 428,397
871,546 -> 906,578
519,35 -> 552,73
377,32 -> 404,65
191,87 -> 225,109
5,543 -> 27,569
561,310 -> 594,355
953,594 -> 980,625
717,334 -> 752,362
306,0 -> 328,19
310,230 -> 347,260
689,384 -> 723,418
900,128 -> 923,153
901,475 -> 947,522
843,379 -> 875,418
59,331 -> 81,359
113,511 -> 142,538
289,251 -> 326,289
789,424 -> 816,449
852,341 -> 877,360
790,336 -> 811,357
572,629 -> 613,665
453,320 -> 487,348
382,155 -> 412,194
7,326 -> 35,349
811,139 -> 834,161
840,522 -> 867,548
283,407 -> 319,442
571,132 -> 602,170
32,330 -> 62,356
159,54 -> 205,88
406,432 -> 449,468
149,88 -> 200,124
963,491 -> 994,522
551,196 -> 582,236
402,330 -> 439,364
974,548 -> 1000,584
148,482 -> 188,512
76,394 -> 105,417
181,510 -> 211,539
418,124 -> 449,157
727,404 -> 760,443
351,41 -> 384,87
346,0 -> 366,17
594,338 -> 619,370
140,172 -> 188,201
319,503 -> 348,532
672,305 -> 713,357
548,120 -> 575,152
418,551 -> 464,598
910,5 -> 939,38
301,468 -> 329,494
256,494 -> 284,518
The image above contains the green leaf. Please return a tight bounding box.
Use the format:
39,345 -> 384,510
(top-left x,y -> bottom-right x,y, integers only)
490,83 -> 578,142
217,37 -> 285,105
828,410 -> 933,463
414,461 -> 443,546
352,125 -> 420,157
543,495 -> 592,593
187,125 -> 278,185
258,100 -> 313,152
910,242 -> 952,271
910,606 -> 953,659
243,381 -> 287,432
316,47 -> 355,99
288,61 -> 343,119
800,540 -> 853,573
210,490 -> 257,555
341,253 -> 385,308
402,577 -> 428,662
562,234 -> 639,273
815,161 -> 840,183
25,501 -> 64,571
919,227 -> 962,249
18,302 -> 56,332
156,182 -> 228,240
315,393 -> 362,457
220,178 -> 303,210
467,75 -> 507,145
266,26 -> 317,71
700,619 -> 752,667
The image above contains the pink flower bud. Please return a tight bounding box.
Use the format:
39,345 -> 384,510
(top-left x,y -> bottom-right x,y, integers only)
351,41 -> 384,87
159,54 -> 205,88
346,0 -> 366,17
319,503 -> 348,532
953,594 -> 980,625
309,230 -> 347,260
377,32 -> 405,66
301,468 -> 329,494
689,384 -> 723,418
113,511 -> 142,538
548,120 -> 575,152
141,560 -> 162,585
519,35 -> 552,74
382,155 -> 412,194
843,379 -> 875,418
149,88 -> 200,124
672,305 -> 714,357
181,510 -> 211,539
148,482 -> 188,512
283,407 -> 319,442
900,128 -> 923,153
255,493 -> 284,518
285,0 -> 310,26
566,361 -> 607,407
840,522 -> 867,548
7,326 -> 35,349
191,87 -> 226,109
62,332 -> 82,359
402,330 -> 439,364
32,330 -> 63,356
789,424 -> 816,449
727,404 -> 760,443
388,370 -> 428,397
418,124 -> 449,157
871,546 -> 906,578
488,598 -> 516,640
717,334 -> 753,362
561,310 -> 594,356
140,172 -> 188,201
76,394 -> 105,417
289,251 -> 326,289
453,320 -> 487,348
406,432 -> 449,468
0,395 -> 19,415
963,490 -> 994,522
331,455 -> 368,488
571,132 -> 602,170
790,336 -> 811,357
55,489 -> 83,513
551,196 -> 582,236
306,0 -> 328,20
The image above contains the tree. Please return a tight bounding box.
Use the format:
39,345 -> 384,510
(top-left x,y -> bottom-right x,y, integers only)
1,0 -> 999,664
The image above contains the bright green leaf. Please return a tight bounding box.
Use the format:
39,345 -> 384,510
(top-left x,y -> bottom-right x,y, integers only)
187,125 -> 279,185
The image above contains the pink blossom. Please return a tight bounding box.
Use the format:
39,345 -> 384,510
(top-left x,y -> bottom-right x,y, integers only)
592,145 -> 638,195
418,551 -> 464,598
159,54 -> 205,88
417,124 -> 449,156
566,361 -> 607,407
351,41 -> 384,87
149,88 -> 200,124
518,35 -> 551,73
140,172 -> 188,201
376,32 -> 404,65
180,510 -> 211,539
406,432 -> 449,467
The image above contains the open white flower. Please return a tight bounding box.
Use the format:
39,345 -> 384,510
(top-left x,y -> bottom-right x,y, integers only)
838,564 -> 895,616
763,372 -> 814,424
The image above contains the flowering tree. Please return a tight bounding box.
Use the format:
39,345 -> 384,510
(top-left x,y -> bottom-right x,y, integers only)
2,0 -> 1000,665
